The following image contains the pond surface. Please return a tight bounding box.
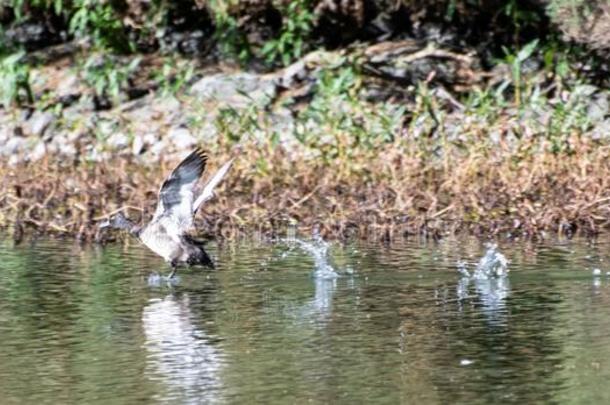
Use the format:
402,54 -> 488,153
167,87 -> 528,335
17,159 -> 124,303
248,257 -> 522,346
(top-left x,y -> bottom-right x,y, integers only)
1,236 -> 610,404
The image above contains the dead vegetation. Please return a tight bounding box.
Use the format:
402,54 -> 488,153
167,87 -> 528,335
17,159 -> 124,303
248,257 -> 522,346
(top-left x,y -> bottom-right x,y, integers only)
2,134 -> 610,243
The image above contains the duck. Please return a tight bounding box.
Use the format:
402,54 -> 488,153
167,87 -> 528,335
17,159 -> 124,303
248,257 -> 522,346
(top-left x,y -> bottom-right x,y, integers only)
99,147 -> 233,278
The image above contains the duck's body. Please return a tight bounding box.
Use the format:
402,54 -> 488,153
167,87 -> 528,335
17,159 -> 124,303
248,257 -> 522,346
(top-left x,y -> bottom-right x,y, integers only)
139,224 -> 213,268
100,148 -> 233,276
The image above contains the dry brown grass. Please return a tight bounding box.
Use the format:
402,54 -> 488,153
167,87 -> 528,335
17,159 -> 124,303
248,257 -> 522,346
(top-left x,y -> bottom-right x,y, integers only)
2,134 -> 610,242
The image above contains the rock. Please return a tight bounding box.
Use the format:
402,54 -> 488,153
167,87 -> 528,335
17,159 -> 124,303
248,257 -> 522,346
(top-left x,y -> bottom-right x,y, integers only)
153,96 -> 182,124
25,111 -> 54,137
8,155 -> 20,166
4,21 -> 62,51
29,141 -> 47,161
61,144 -> 77,157
56,74 -> 82,99
168,126 -> 197,149
191,120 -> 218,142
2,136 -> 27,156
66,129 -> 85,143
106,132 -> 130,149
190,73 -> 276,107
150,139 -> 169,157
0,125 -> 11,144
587,92 -> 609,122
591,119 -> 610,140
132,135 -> 145,155
52,134 -> 77,156
279,60 -> 307,87
87,148 -> 111,162
143,132 -> 159,145
97,119 -> 119,138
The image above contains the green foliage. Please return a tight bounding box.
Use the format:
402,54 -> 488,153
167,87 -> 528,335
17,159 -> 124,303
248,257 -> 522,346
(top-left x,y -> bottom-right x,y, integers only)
261,0 -> 314,67
7,0 -> 65,20
209,0 -> 253,64
293,60 -> 404,165
80,54 -> 141,104
501,39 -> 538,106
5,0 -> 130,52
0,51 -> 33,107
214,103 -> 262,144
546,85 -> 592,154
502,0 -> 541,42
69,0 -> 131,52
153,57 -> 195,97
209,0 -> 313,67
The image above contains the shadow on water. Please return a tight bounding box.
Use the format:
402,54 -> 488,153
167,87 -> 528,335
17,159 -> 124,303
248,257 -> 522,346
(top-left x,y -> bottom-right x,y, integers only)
0,236 -> 610,403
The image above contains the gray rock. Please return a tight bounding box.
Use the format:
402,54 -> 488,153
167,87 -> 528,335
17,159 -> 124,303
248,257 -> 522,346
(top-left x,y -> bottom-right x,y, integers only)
168,126 -> 197,149
279,60 -> 307,87
143,132 -> 159,145
52,134 -> 77,156
87,148 -> 111,162
97,119 -> 118,137
8,154 -> 21,166
190,73 -> 276,107
106,132 -> 130,149
25,111 -> 54,137
152,96 -> 181,116
56,73 -> 82,98
66,129 -> 85,143
591,119 -> 610,140
132,135 -> 145,155
2,136 -> 27,156
29,140 -> 47,161
61,143 -> 77,157
587,92 -> 609,122
191,120 -> 219,142
150,139 -> 169,156
0,125 -> 11,144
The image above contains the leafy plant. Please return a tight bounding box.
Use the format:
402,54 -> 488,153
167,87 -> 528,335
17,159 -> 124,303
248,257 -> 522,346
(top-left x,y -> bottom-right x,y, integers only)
546,85 -> 592,154
214,103 -> 262,144
80,54 -> 141,104
261,0 -> 314,67
209,0 -> 253,64
501,39 -> 538,107
153,56 -> 195,97
69,0 -> 132,52
0,51 -> 33,107
7,0 -> 66,21
502,0 -> 541,43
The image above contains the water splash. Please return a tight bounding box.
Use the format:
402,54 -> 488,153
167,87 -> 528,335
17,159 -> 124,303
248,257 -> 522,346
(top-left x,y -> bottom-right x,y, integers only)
473,243 -> 509,279
147,273 -> 181,287
279,228 -> 340,279
287,234 -> 339,279
456,243 -> 510,326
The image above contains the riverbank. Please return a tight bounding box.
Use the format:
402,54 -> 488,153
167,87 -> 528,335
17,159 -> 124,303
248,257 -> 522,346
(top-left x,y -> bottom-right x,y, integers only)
2,25 -> 610,242
2,123 -> 610,242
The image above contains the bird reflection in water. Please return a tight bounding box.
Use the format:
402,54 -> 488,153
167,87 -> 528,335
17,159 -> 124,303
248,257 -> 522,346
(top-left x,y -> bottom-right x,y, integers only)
142,294 -> 225,403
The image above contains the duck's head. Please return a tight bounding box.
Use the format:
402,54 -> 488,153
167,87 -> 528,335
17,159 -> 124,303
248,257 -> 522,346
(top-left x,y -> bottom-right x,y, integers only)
98,211 -> 134,231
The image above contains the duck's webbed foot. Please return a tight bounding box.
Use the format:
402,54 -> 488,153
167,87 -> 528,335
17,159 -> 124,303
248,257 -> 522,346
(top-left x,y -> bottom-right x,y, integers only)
168,259 -> 178,279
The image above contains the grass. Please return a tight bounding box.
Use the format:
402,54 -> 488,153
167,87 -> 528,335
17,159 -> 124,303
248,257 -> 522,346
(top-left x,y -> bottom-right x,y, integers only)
1,99 -> 609,242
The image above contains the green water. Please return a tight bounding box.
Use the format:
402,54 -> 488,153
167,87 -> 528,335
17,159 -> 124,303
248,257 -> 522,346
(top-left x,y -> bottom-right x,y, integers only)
0,236 -> 609,404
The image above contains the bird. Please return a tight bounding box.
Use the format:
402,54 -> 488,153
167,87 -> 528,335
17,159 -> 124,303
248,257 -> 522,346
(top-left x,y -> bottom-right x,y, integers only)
99,147 -> 233,278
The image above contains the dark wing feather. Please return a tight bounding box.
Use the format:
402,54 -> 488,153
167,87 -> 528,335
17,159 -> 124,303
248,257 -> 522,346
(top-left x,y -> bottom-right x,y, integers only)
154,148 -> 208,220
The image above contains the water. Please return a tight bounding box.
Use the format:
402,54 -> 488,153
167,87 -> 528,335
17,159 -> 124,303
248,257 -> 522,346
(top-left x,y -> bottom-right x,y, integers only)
281,235 -> 339,279
1,236 -> 610,403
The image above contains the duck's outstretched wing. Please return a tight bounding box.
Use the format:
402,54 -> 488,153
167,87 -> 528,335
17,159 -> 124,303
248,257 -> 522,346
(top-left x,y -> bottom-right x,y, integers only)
193,158 -> 234,214
153,148 -> 208,230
